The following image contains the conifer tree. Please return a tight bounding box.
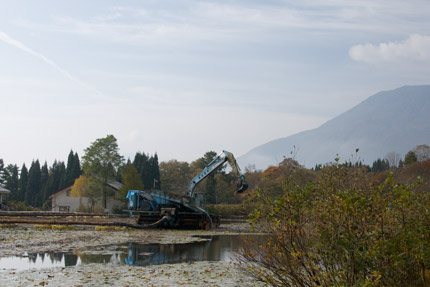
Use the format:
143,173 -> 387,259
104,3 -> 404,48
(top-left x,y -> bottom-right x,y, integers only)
3,164 -> 19,201
149,153 -> 161,189
62,150 -> 82,188
26,160 -> 41,207
404,151 -> 418,166
371,158 -> 390,172
72,152 -> 82,180
18,164 -> 28,202
48,161 -> 66,195
40,162 -> 49,205
133,152 -> 149,187
133,152 -> 161,190
65,150 -> 75,186
0,159 -> 4,185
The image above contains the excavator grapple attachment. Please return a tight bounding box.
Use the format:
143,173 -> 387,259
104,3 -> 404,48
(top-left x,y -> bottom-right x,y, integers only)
235,180 -> 248,194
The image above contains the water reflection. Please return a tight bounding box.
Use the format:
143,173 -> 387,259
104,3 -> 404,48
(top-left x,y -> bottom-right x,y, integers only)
0,234 -> 265,271
124,234 -> 252,266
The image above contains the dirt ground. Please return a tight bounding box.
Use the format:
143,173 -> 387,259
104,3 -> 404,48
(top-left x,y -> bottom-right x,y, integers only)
0,222 -> 265,286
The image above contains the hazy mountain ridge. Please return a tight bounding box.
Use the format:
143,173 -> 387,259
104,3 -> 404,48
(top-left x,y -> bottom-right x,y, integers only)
239,85 -> 430,170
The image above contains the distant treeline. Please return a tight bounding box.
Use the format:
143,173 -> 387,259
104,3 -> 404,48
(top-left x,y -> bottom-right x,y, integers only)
1,144 -> 429,210
0,150 -> 161,210
313,144 -> 430,172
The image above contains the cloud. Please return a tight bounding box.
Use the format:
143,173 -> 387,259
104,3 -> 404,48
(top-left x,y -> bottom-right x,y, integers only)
10,2 -> 388,46
0,31 -> 100,93
349,34 -> 430,64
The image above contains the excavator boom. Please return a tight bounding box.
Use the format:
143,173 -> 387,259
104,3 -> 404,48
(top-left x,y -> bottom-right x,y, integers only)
188,150 -> 248,197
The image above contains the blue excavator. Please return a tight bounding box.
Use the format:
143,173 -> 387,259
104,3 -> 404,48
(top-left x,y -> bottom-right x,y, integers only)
126,150 -> 248,230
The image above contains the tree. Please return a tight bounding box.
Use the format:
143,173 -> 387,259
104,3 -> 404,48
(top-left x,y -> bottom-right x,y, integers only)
71,175 -> 91,209
71,175 -> 87,197
3,164 -> 19,201
18,164 -> 28,202
371,158 -> 390,172
119,163 -> 144,201
159,160 -> 191,195
61,150 -> 82,188
70,174 -> 105,210
81,135 -> 124,209
25,160 -> 41,207
133,152 -> 161,190
404,151 -> 418,166
213,173 -> 230,204
133,152 -> 149,185
385,151 -> 401,168
149,153 -> 161,189
0,159 -> 4,185
40,162 -> 49,207
413,144 -> 430,162
72,152 -> 82,180
42,160 -> 66,202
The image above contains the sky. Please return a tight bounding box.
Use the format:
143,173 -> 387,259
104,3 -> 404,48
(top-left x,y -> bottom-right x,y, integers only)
1,0 -> 430,168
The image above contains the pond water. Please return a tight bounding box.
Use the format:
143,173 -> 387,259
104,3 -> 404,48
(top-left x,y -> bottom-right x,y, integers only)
0,234 -> 265,271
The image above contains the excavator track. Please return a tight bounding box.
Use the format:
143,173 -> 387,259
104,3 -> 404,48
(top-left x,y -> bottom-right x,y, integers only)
135,210 -> 220,230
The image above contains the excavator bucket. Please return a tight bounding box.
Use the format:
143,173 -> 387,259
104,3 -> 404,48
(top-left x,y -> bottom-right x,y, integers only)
235,180 -> 249,194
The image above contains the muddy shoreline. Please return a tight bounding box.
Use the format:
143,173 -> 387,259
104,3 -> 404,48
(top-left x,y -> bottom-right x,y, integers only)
0,222 -> 264,286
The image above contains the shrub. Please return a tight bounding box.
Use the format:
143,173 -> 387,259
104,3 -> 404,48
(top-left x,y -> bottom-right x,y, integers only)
240,160 -> 430,287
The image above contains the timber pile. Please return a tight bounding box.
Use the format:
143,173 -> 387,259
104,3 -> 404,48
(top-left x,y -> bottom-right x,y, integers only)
0,210 -> 137,227
0,211 -> 128,217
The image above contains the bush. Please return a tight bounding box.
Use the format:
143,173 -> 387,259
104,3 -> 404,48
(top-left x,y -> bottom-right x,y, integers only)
6,201 -> 37,211
240,160 -> 430,287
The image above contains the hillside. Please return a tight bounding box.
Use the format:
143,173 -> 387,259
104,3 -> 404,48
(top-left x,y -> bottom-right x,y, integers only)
239,85 -> 430,170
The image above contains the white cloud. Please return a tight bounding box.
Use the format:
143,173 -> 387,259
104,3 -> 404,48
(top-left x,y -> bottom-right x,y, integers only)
9,2 -> 399,46
349,34 -> 430,64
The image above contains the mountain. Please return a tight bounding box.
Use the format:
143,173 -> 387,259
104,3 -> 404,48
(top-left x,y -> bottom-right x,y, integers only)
239,85 -> 430,170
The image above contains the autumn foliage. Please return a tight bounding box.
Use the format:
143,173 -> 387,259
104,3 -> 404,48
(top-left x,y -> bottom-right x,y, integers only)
241,159 -> 430,287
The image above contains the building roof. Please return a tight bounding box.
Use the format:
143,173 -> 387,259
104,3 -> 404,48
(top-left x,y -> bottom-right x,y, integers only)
107,180 -> 122,190
0,186 -> 11,194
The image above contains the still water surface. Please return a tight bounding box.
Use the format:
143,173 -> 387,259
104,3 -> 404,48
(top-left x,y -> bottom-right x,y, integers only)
0,234 -> 263,271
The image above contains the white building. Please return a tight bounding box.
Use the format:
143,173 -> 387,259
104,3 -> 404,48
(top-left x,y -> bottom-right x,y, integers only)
50,180 -> 125,213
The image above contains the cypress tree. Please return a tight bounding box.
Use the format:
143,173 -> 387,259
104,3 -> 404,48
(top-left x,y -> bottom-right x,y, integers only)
404,151 -> 418,166
18,164 -> 28,202
133,152 -> 161,190
40,162 -> 49,205
26,160 -> 42,207
66,150 -> 74,183
65,150 -> 75,187
0,159 -> 4,185
149,153 -> 161,189
133,152 -> 149,188
72,152 -> 82,180
60,150 -> 81,189
43,161 -> 66,201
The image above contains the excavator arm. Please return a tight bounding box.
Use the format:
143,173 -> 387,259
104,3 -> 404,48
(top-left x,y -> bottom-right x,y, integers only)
188,150 -> 248,198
